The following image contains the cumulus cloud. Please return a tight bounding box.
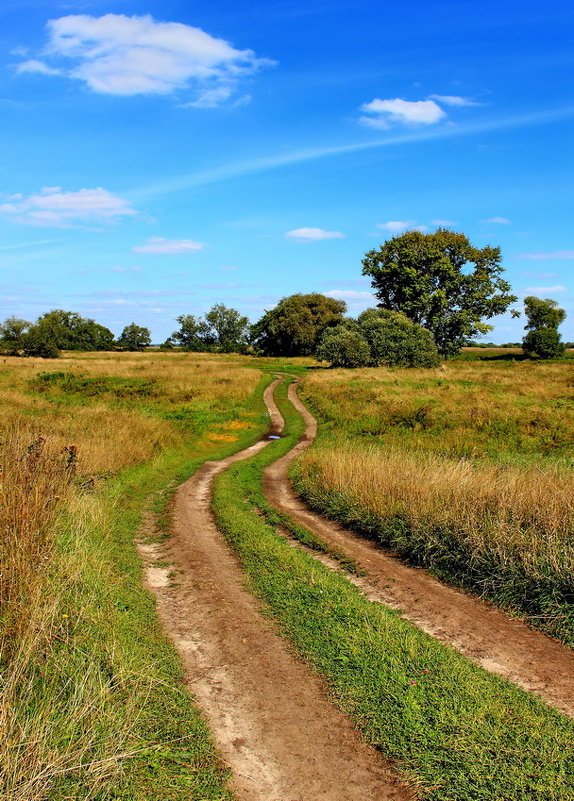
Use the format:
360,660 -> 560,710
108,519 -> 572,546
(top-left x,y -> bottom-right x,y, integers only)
0,186 -> 136,227
17,13 -> 273,105
428,94 -> 480,107
515,250 -> 574,260
483,216 -> 511,224
132,237 -> 203,254
285,227 -> 345,242
360,98 -> 446,128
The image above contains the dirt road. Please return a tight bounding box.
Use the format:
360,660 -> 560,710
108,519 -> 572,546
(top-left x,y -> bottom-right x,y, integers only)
141,379 -> 413,801
263,378 -> 574,719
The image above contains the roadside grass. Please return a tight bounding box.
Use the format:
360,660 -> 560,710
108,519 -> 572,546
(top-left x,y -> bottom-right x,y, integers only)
0,351 -> 271,800
212,377 -> 574,801
294,360 -> 574,643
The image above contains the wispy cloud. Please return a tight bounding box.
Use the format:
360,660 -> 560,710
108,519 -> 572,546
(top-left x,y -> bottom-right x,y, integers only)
377,220 -> 420,234
482,216 -> 511,224
428,94 -> 481,107
16,13 -> 274,105
285,227 -> 345,242
515,250 -> 574,260
432,218 -> 457,226
131,104 -> 574,200
360,97 -> 446,129
132,237 -> 203,254
521,285 -> 567,295
0,186 -> 136,228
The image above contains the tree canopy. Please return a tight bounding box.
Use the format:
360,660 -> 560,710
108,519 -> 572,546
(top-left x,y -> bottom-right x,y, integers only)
172,304 -> 249,352
362,229 -> 517,356
118,323 -> 151,351
252,293 -> 346,356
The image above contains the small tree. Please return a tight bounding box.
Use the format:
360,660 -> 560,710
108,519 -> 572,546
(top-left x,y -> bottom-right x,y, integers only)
522,296 -> 566,359
204,304 -> 249,352
358,309 -> 441,368
316,327 -> 372,367
362,229 -> 518,356
0,317 -> 31,353
252,294 -> 347,356
118,323 -> 151,351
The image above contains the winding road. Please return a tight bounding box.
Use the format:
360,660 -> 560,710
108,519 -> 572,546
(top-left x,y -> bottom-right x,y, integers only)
140,373 -> 574,801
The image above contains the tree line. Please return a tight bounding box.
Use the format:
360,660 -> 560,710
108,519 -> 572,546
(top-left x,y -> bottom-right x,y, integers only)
0,230 -> 568,364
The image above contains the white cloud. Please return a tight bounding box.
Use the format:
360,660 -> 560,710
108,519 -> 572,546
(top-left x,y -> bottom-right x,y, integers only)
285,227 -> 345,242
18,13 -> 273,104
521,285 -> 567,295
0,186 -> 136,227
428,94 -> 480,107
377,220 -> 427,234
483,216 -> 511,224
515,250 -> 574,260
16,59 -> 61,76
360,97 -> 446,128
132,237 -> 203,254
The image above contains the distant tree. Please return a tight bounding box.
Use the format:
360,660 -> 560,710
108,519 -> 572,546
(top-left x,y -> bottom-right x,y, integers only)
362,229 -> 518,356
172,314 -> 212,351
316,326 -> 372,368
204,304 -> 250,352
32,310 -> 115,351
252,293 -> 347,356
0,317 -> 31,353
522,296 -> 566,359
358,308 -> 441,367
118,323 -> 151,351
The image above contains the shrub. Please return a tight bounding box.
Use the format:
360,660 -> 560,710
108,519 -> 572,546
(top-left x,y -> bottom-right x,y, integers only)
316,327 -> 372,367
358,308 -> 441,367
523,328 -> 566,359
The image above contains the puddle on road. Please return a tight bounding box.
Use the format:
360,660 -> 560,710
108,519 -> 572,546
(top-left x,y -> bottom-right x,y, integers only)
267,435 -> 282,440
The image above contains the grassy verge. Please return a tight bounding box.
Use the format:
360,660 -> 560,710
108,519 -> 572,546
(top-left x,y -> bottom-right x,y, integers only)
1,359 -> 272,801
212,377 -> 574,801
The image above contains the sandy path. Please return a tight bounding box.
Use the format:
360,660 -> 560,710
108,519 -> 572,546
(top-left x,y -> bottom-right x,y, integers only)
140,379 -> 413,801
263,378 -> 574,719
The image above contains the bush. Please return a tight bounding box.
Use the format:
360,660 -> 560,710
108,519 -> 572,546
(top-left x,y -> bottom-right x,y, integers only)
358,309 -> 441,368
316,328 -> 372,367
523,328 -> 566,359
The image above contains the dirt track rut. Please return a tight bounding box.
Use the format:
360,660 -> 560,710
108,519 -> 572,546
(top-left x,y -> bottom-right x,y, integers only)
141,379 -> 413,801
263,378 -> 574,719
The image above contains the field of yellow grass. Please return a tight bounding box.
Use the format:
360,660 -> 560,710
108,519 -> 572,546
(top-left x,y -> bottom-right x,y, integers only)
295,356 -> 574,642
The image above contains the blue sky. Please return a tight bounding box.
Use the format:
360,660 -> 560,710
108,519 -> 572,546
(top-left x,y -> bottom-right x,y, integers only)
0,0 -> 573,342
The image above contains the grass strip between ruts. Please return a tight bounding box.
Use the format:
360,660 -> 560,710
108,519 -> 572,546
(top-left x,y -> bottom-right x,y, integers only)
13,375 -> 273,801
211,378 -> 574,801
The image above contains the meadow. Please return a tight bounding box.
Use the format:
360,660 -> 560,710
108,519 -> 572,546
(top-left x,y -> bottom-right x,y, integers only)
294,353 -> 574,642
0,351 -> 265,801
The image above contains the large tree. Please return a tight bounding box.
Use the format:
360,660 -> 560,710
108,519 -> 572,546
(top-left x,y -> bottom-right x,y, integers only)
362,229 -> 518,356
118,323 -> 151,351
172,304 -> 249,352
252,293 -> 346,356
33,310 -> 115,351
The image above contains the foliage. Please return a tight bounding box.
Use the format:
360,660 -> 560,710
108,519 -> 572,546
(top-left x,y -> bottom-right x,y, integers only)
0,317 -> 31,353
252,293 -> 347,356
118,322 -> 151,351
358,308 -> 441,367
316,326 -> 372,367
172,304 -> 249,352
362,228 -> 517,356
522,296 -> 566,359
33,310 -> 116,351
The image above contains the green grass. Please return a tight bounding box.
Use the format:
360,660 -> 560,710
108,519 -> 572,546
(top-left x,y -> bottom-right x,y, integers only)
3,375 -> 272,801
211,377 -> 574,801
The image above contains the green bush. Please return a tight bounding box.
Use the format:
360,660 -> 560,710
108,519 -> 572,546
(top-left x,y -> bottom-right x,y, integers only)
523,327 -> 566,359
316,327 -> 372,367
358,308 -> 441,367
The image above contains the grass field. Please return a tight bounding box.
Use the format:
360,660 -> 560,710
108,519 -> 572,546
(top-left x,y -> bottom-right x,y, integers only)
294,354 -> 574,643
0,351 -> 267,801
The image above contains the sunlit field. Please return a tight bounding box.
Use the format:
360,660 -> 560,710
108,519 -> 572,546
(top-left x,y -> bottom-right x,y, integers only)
295,354 -> 574,642
0,351 -> 262,801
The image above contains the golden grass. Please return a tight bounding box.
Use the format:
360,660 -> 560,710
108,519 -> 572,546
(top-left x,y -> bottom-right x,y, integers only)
297,439 -> 574,581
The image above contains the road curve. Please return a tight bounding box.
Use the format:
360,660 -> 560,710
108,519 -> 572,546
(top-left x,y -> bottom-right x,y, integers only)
141,378 -> 413,801
263,378 -> 574,719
